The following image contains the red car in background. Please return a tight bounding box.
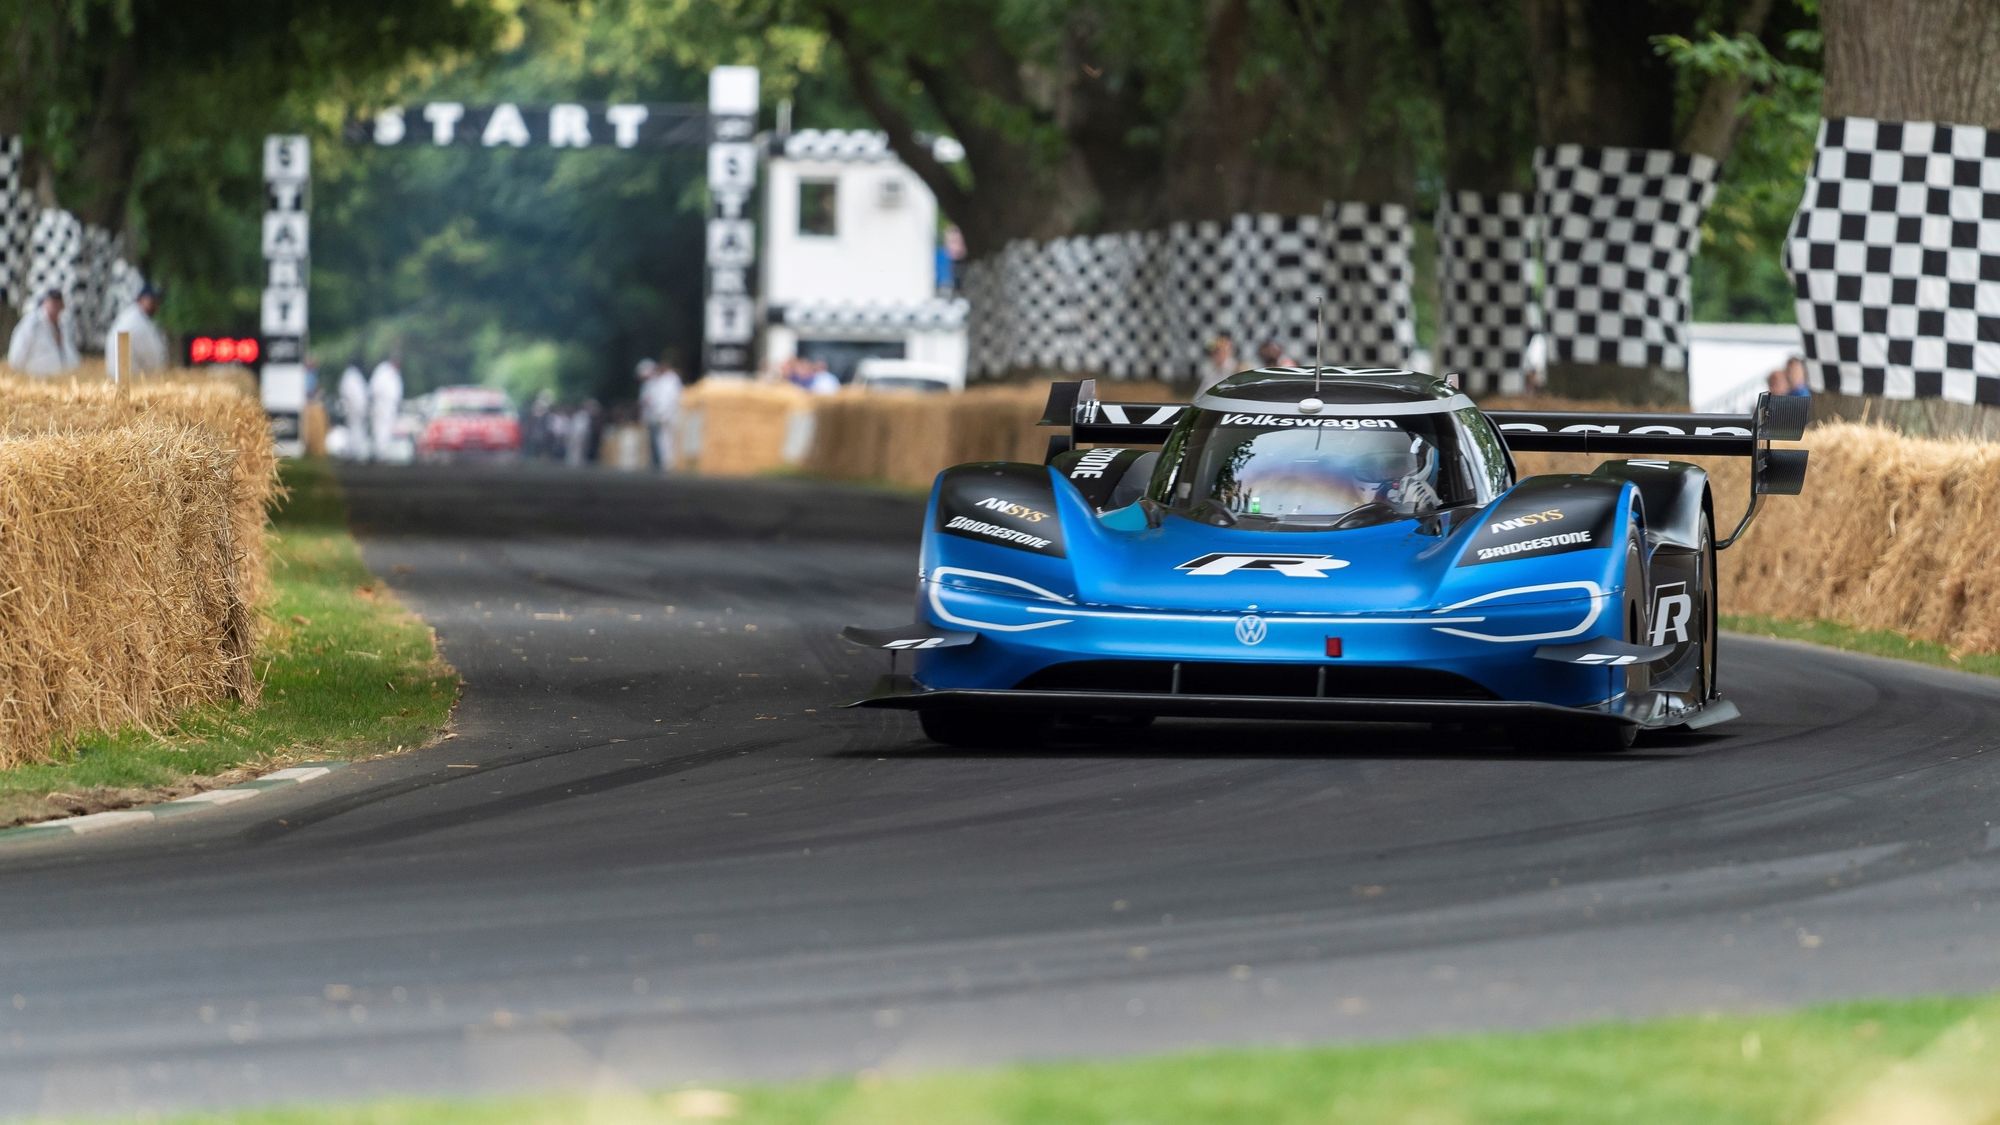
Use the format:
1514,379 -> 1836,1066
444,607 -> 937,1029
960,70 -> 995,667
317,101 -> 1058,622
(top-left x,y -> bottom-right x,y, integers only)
418,386 -> 521,461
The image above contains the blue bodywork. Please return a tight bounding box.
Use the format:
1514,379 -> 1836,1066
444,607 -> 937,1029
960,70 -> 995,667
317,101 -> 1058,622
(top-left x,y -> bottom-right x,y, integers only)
908,465 -> 1640,713
840,367 -> 1809,737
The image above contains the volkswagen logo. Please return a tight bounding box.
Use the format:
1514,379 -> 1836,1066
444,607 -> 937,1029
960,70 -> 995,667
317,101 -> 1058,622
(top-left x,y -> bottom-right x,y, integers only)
1234,614 -> 1268,646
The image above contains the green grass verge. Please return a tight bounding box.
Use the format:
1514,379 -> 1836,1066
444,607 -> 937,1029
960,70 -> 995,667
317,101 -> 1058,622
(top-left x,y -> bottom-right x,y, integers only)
0,459 -> 455,827
135,994 -> 2000,1124
1725,614 -> 2000,679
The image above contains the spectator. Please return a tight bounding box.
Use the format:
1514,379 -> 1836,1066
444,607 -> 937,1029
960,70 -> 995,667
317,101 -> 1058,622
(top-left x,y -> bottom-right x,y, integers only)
565,400 -> 601,466
808,358 -> 841,395
368,354 -> 405,463
1784,355 -> 1813,397
784,356 -> 817,392
104,286 -> 168,381
936,224 -> 966,295
337,360 -> 370,460
1200,333 -> 1236,394
1257,339 -> 1297,367
638,357 -> 684,470
1522,333 -> 1549,393
6,289 -> 80,377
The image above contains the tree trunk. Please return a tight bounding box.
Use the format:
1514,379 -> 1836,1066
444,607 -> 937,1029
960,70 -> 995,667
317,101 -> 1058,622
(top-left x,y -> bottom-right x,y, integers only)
1523,0 -> 1773,406
1822,0 -> 2000,128
1797,0 -> 2000,426
63,43 -> 139,231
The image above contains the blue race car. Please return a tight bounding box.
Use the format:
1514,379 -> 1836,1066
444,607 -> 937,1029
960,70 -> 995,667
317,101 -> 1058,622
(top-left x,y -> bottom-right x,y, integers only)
843,366 -> 1809,752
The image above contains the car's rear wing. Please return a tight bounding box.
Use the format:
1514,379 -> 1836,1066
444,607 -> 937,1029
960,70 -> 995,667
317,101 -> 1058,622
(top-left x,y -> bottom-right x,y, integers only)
1488,394 -> 1810,548
1038,379 -> 1187,453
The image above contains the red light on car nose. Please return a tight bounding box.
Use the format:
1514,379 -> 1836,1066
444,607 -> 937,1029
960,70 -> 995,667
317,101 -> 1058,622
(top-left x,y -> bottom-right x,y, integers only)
190,337 -> 214,363
1325,637 -> 1343,658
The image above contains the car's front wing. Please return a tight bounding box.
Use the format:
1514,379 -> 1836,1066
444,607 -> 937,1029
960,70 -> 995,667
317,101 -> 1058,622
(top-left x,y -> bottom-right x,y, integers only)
844,674 -> 1739,731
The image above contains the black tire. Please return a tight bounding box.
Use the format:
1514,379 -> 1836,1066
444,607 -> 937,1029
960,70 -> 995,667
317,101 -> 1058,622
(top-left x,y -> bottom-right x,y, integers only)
918,708 -> 1046,748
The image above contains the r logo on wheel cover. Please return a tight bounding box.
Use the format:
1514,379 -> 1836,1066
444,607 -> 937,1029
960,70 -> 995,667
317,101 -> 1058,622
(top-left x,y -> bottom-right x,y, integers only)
1234,614 -> 1268,646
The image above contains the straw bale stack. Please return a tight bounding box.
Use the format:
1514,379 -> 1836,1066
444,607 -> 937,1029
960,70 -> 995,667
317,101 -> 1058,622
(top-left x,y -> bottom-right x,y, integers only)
677,380 -> 815,476
1711,424 -> 2000,653
0,376 -> 278,607
0,422 -> 255,766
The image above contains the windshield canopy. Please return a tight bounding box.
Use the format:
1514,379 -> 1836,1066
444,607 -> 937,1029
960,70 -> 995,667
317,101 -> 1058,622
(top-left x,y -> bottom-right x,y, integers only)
1148,407 -> 1509,530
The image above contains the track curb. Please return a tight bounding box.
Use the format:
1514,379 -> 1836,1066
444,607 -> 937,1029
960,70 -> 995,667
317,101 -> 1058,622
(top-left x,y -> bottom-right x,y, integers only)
0,763 -> 346,844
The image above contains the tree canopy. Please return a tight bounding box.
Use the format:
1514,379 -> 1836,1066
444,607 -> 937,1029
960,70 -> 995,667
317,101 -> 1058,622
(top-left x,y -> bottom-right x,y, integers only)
4,0 -> 1834,399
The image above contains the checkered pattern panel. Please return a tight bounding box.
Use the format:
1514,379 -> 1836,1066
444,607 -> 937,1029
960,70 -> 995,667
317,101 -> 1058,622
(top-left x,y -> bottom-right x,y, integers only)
1229,212 -> 1322,365
1322,202 -> 1415,368
1136,230 -> 1176,374
955,209 -> 1418,381
1536,145 -> 1717,372
1786,116 -> 2000,404
1074,232 -> 1136,377
1052,236 -> 1096,372
960,257 -> 1007,379
74,224 -> 125,343
1012,240 -> 1070,371
25,208 -> 81,309
0,136 -> 34,311
1436,191 -> 1538,393
1168,220 -> 1235,380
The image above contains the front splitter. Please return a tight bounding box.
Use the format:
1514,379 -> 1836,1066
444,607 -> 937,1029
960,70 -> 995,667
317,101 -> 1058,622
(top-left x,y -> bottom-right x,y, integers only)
843,674 -> 1747,730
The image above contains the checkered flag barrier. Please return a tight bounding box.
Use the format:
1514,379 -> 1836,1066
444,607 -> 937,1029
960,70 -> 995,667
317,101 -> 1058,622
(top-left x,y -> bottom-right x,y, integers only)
960,258 -> 1007,378
1535,145 -> 1717,372
1322,202 -> 1415,369
1436,191 -> 1538,393
0,136 -> 35,312
74,224 -> 126,342
25,208 -> 81,313
961,206 -> 1416,381
1167,219 -> 1234,379
1786,116 -> 2000,405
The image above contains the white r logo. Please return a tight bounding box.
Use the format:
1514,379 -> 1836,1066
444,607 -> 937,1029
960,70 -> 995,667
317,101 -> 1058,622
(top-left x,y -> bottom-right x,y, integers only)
1179,553 -> 1350,578
1648,583 -> 1694,646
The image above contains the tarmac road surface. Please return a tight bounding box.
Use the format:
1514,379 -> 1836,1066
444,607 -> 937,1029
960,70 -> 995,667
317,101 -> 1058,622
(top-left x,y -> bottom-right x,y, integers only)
2,462 -> 1997,1117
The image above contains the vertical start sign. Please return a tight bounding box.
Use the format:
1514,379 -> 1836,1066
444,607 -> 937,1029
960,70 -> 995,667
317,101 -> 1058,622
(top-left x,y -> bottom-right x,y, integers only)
262,135 -> 310,456
704,67 -> 758,377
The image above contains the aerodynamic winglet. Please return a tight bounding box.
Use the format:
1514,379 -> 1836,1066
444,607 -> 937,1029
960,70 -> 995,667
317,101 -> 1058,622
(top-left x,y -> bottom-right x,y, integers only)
1534,639 -> 1676,666
840,624 -> 977,651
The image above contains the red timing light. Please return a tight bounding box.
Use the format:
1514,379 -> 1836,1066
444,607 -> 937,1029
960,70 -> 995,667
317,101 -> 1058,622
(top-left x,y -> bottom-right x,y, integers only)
186,336 -> 260,366
1325,637 -> 1343,658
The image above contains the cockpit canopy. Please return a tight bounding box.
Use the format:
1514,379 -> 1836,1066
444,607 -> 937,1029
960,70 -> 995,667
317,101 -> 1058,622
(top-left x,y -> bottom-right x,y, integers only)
1146,369 -> 1515,531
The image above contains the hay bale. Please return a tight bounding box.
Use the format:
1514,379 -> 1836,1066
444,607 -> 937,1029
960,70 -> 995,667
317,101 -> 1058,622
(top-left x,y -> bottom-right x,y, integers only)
0,374 -> 278,609
0,422 -> 254,767
678,380 -> 814,476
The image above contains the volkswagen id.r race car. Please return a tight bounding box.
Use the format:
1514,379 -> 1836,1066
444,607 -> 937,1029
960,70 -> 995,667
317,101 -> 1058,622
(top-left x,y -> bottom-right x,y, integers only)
843,367 -> 1810,752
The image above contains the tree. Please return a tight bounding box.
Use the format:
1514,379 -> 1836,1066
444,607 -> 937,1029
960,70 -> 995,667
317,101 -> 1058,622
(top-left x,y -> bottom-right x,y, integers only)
1821,0 -> 2000,126
0,0 -> 505,337
1522,0 -> 1794,404
1798,0 -> 2000,435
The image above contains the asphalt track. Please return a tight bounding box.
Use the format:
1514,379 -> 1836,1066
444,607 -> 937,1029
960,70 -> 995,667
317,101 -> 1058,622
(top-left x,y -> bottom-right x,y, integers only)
2,462 -> 1998,1117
